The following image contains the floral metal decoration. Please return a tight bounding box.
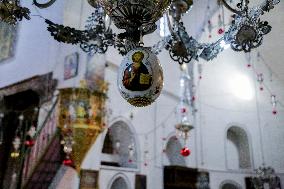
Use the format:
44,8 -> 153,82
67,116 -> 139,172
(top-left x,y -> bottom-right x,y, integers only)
252,165 -> 280,189
0,0 -> 280,63
0,0 -> 30,25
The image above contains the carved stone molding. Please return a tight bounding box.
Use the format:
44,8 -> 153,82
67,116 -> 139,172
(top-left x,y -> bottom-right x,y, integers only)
0,72 -> 57,105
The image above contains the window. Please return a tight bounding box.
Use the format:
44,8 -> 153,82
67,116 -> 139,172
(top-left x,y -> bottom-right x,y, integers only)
110,177 -> 128,189
226,126 -> 252,169
101,121 -> 138,168
165,137 -> 186,166
220,180 -> 242,189
102,131 -> 114,154
159,15 -> 170,37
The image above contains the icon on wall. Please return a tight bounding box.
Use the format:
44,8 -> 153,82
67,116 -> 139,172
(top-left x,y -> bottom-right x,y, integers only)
0,22 -> 17,63
64,52 -> 79,80
80,170 -> 99,189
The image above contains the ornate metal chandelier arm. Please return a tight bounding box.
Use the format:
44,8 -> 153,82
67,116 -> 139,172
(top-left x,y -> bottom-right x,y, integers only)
33,0 -> 57,9
0,0 -> 31,24
252,0 -> 280,17
45,19 -> 89,44
199,37 -> 225,61
81,9 -> 115,54
87,0 -> 98,8
176,22 -> 203,60
220,0 -> 242,15
151,35 -> 172,55
262,0 -> 280,12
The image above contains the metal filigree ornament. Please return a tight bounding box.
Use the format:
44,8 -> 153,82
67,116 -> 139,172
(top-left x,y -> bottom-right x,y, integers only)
86,0 -> 170,106
0,0 -> 280,106
169,0 -> 193,21
0,0 -> 30,24
46,5 -> 115,54
90,0 -> 171,43
223,0 -> 275,52
162,1 -> 196,65
46,20 -> 89,44
230,20 -> 271,52
34,0 -> 283,106
252,165 -> 280,189
165,21 -> 201,64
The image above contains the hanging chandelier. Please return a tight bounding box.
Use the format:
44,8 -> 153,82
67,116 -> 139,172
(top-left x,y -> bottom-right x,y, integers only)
252,164 -> 280,189
0,0 -> 280,106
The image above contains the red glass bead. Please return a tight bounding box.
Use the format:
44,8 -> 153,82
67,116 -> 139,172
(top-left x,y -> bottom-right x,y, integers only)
218,28 -> 224,35
63,159 -> 73,166
272,110 -> 277,115
192,96 -> 196,101
128,159 -> 132,163
181,108 -> 186,113
260,87 -> 264,91
247,64 -> 251,68
180,147 -> 191,157
25,140 -> 35,147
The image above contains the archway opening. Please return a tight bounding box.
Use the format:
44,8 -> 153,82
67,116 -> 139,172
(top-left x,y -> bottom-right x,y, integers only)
110,177 -> 129,189
226,126 -> 252,169
0,89 -> 40,188
101,121 -> 138,168
220,181 -> 241,189
165,136 -> 186,166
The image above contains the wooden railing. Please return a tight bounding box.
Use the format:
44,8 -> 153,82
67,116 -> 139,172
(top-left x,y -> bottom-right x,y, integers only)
21,97 -> 59,186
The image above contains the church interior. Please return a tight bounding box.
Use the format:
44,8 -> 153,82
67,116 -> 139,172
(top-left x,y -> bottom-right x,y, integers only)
0,0 -> 284,188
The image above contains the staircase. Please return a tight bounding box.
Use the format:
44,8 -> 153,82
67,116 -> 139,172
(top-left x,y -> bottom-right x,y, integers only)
20,97 -> 64,189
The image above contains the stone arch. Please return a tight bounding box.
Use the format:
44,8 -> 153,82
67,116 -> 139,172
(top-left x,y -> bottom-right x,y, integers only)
107,173 -> 131,189
220,180 -> 242,189
225,125 -> 252,170
101,117 -> 139,168
165,136 -> 186,166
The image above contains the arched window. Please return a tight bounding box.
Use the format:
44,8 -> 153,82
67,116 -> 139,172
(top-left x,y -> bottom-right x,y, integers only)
221,183 -> 239,189
110,177 -> 128,189
220,180 -> 242,189
101,121 -> 138,168
102,132 -> 114,154
165,136 -> 186,166
226,126 -> 252,169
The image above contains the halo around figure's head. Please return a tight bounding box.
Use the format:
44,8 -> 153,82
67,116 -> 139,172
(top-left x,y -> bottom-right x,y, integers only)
132,51 -> 144,62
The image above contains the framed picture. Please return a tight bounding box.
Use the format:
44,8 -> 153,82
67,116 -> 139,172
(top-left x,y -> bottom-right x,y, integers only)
64,52 -> 79,80
80,170 -> 99,189
0,22 -> 17,63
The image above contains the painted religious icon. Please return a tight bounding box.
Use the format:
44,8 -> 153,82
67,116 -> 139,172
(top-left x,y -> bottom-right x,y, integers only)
0,22 -> 17,63
122,51 -> 152,91
80,170 -> 99,189
64,52 -> 79,80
